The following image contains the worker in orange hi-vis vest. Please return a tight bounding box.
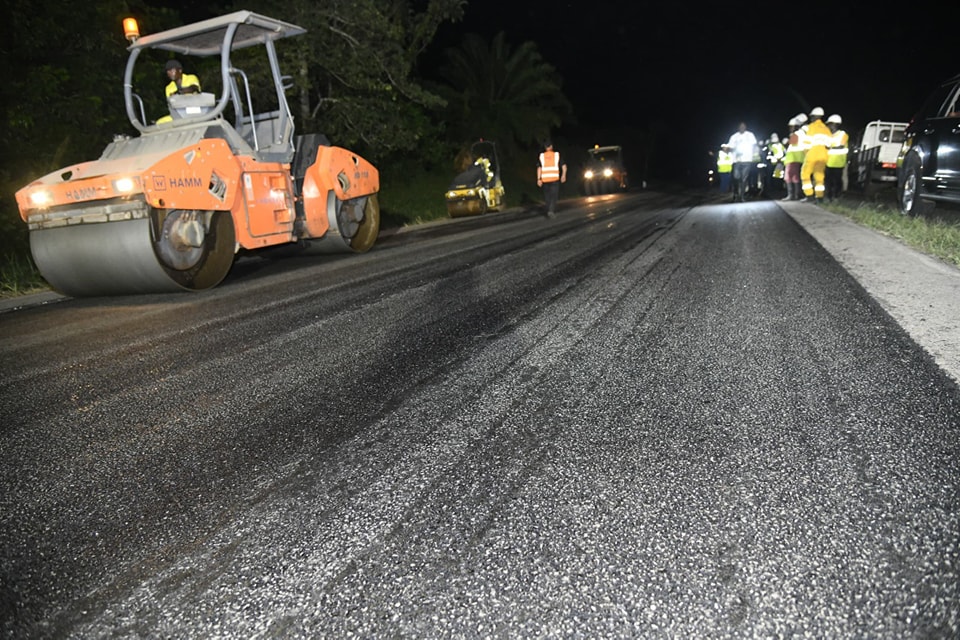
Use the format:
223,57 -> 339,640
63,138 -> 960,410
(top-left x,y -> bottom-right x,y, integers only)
537,139 -> 567,218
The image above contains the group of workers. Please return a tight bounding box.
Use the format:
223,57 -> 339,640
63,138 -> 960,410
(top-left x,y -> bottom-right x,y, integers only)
717,106 -> 849,203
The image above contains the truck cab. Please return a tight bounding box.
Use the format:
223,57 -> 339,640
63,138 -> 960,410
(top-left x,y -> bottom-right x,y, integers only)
848,120 -> 908,192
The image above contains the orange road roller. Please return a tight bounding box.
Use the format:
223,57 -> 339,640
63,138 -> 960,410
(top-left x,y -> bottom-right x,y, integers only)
14,11 -> 381,296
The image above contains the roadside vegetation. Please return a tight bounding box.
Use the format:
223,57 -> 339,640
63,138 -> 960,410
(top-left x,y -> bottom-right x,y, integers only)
0,253 -> 47,298
822,194 -> 960,268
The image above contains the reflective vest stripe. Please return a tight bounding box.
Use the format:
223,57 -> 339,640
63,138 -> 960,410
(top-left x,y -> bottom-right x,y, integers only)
827,130 -> 849,168
809,133 -> 834,147
540,151 -> 560,182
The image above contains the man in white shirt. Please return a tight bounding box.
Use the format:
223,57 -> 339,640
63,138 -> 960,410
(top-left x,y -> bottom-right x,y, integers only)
723,122 -> 759,202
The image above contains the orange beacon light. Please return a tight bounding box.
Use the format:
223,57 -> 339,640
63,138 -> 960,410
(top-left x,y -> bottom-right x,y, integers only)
123,18 -> 140,42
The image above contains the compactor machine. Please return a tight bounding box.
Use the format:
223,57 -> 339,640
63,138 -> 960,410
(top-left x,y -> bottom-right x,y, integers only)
582,144 -> 628,195
14,11 -> 380,296
444,140 -> 505,217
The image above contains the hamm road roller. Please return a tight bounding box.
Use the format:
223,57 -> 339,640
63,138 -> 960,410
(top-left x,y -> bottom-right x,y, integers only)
14,11 -> 380,297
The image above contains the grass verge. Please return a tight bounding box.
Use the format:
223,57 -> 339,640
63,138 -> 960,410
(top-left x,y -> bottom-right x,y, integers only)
0,253 -> 48,299
379,168 -> 453,228
378,166 -> 542,228
822,198 -> 960,268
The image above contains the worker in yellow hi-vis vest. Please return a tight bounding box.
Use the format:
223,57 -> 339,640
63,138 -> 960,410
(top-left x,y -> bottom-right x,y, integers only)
157,59 -> 201,124
825,114 -> 849,201
716,147 -> 733,195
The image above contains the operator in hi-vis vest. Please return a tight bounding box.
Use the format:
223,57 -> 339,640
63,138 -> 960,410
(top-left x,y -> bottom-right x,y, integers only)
164,59 -> 201,96
537,140 -> 567,218
157,59 -> 202,124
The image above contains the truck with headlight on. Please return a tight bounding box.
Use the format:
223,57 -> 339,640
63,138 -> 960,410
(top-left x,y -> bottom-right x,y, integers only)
582,144 -> 628,195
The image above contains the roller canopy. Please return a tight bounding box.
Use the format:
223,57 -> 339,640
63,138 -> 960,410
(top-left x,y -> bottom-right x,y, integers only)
127,11 -> 306,56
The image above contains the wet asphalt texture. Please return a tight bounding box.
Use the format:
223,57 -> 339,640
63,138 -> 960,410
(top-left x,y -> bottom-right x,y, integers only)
1,192 -> 958,638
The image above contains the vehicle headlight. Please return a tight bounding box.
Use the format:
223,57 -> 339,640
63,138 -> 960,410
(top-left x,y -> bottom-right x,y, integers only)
29,190 -> 52,207
112,177 -> 139,194
584,170 -> 594,179
603,168 -> 613,178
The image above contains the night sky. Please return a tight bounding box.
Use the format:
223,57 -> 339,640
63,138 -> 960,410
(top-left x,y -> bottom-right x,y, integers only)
425,0 -> 958,181
168,1 -> 957,182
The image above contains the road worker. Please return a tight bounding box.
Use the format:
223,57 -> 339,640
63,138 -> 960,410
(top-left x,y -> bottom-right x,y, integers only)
765,132 -> 786,198
537,140 -> 567,218
800,107 -> 831,202
722,121 -> 759,202
157,59 -> 201,124
716,146 -> 734,194
825,114 -> 849,201
164,59 -> 201,96
781,118 -> 805,201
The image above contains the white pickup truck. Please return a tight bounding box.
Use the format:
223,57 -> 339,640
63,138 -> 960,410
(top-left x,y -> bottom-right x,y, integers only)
848,120 -> 908,193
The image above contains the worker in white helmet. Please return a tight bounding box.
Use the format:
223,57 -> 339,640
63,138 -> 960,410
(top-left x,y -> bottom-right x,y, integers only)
781,117 -> 805,201
765,132 -> 786,197
800,107 -> 831,201
825,114 -> 848,200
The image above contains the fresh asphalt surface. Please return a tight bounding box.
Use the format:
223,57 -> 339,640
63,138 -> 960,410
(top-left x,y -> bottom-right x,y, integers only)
1,190 -> 958,638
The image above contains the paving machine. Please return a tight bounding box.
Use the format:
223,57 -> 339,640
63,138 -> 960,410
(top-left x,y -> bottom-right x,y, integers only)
14,11 -> 380,296
445,140 -> 505,217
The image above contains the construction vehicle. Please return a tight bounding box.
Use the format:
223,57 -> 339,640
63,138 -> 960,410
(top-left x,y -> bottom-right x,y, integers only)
582,145 -> 628,195
444,140 -> 505,217
13,11 -> 380,297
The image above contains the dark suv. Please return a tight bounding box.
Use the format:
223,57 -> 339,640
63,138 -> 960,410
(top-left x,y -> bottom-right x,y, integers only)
897,73 -> 960,216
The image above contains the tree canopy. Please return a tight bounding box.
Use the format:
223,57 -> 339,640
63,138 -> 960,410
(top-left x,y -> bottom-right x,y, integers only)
430,31 -> 574,162
0,1 -> 182,182
0,0 -> 184,257
231,0 -> 466,164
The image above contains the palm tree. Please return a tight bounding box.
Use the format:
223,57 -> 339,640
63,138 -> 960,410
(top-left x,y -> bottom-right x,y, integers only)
432,31 -> 574,161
